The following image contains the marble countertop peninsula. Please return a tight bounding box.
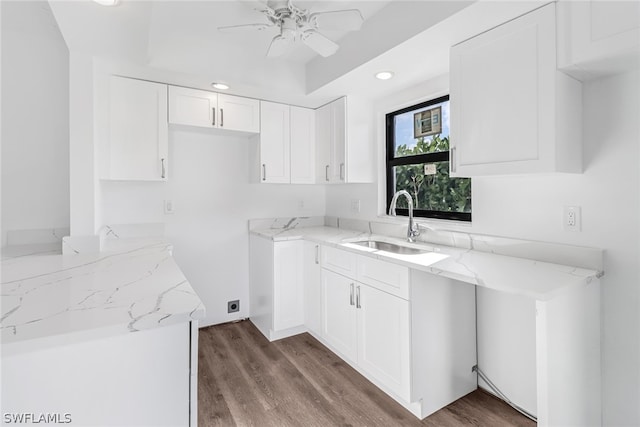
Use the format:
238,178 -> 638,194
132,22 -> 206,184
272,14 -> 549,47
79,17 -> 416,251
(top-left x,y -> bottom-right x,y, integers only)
1,237 -> 205,353
250,218 -> 603,302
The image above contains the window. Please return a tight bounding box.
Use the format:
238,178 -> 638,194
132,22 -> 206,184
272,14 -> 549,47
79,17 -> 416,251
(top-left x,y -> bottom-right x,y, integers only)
386,95 -> 471,221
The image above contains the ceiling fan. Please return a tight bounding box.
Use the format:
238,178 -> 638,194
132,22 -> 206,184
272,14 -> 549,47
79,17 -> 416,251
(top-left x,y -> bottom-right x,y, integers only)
218,0 -> 364,58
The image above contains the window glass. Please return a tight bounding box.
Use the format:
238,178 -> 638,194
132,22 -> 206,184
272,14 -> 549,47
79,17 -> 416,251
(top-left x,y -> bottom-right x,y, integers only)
393,99 -> 450,157
386,96 -> 471,221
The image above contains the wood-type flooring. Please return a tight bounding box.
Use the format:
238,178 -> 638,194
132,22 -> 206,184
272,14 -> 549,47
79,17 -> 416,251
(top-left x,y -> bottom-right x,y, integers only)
198,320 -> 536,427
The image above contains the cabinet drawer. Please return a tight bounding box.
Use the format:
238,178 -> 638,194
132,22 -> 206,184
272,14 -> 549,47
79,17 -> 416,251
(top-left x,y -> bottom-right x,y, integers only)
356,256 -> 409,300
321,246 -> 357,278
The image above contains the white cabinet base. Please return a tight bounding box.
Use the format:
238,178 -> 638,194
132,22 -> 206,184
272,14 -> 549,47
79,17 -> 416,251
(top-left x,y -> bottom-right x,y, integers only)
2,322 -> 194,426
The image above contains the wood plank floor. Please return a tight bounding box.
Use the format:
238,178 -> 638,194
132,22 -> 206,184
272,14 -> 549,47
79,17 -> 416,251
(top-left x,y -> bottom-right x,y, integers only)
198,320 -> 536,427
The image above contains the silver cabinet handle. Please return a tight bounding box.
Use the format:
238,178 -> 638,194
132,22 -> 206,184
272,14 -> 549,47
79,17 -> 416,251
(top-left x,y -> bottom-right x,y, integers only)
340,163 -> 345,181
325,165 -> 329,182
450,146 -> 456,173
212,108 -> 216,126
262,164 -> 266,181
220,108 -> 224,127
356,285 -> 361,309
161,158 -> 166,179
349,283 -> 355,306
315,245 -> 319,264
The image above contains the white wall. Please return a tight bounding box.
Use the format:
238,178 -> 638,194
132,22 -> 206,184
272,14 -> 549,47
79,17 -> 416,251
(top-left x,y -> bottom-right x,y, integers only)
326,69 -> 640,425
100,128 -> 326,327
1,1 -> 69,246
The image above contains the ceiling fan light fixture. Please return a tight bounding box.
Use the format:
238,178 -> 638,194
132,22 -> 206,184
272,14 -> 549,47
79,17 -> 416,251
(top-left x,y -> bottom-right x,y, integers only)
375,71 -> 394,80
211,83 -> 230,90
93,0 -> 120,6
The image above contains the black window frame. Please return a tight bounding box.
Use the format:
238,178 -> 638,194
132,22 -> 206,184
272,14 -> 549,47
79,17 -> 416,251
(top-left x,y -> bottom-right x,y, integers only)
385,95 -> 471,222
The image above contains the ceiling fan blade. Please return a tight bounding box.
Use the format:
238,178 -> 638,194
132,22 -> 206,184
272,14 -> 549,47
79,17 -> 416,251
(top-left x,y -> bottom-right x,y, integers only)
309,9 -> 364,31
266,35 -> 294,58
218,23 -> 274,32
302,30 -> 339,57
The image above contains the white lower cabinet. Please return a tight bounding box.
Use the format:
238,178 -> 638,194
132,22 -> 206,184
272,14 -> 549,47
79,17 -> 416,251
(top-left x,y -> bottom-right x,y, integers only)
356,281 -> 411,401
249,235 -> 305,341
319,245 -> 476,419
252,240 -> 476,419
321,269 -> 358,362
2,322 -> 196,426
303,242 -> 322,337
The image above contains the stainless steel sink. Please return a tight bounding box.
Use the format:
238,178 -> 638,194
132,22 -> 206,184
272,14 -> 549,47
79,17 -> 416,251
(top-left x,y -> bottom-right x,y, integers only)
351,240 -> 428,255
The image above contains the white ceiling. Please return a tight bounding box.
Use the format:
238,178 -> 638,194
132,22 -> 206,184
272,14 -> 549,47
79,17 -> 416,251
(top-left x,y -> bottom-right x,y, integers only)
46,0 -> 549,107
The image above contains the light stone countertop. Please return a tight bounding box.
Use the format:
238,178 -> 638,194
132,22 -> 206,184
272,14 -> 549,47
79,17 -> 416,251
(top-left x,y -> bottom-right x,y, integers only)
1,238 -> 205,353
250,226 -> 603,302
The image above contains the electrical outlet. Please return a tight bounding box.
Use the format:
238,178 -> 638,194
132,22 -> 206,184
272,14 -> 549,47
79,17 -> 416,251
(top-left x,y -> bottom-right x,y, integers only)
563,206 -> 581,232
227,300 -> 240,313
164,200 -> 175,215
297,200 -> 305,210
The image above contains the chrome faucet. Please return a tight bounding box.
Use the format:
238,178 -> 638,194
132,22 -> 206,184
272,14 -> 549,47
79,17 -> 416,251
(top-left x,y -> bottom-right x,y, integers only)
389,190 -> 420,243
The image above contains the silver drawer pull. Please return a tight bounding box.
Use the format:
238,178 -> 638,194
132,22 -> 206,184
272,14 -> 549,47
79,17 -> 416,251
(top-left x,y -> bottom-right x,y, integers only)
220,108 -> 224,127
349,283 -> 354,306
325,165 -> 329,182
262,164 -> 266,181
161,158 -> 166,179
356,285 -> 361,309
212,108 -> 216,126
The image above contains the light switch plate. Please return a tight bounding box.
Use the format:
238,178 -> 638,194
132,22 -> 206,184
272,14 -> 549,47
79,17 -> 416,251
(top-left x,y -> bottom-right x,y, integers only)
164,200 -> 175,215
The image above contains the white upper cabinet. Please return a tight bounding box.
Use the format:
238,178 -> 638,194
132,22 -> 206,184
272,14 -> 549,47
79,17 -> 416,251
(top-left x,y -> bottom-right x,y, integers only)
168,86 -> 217,128
168,86 -> 259,134
450,3 -> 582,177
107,76 -> 168,181
315,96 -> 374,184
259,101 -> 291,184
557,0 -> 640,80
290,106 -> 316,184
256,101 -> 316,184
217,94 -> 260,133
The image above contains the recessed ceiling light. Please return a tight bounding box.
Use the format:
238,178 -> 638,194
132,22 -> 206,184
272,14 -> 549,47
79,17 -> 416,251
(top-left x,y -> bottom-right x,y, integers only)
375,71 -> 394,80
211,83 -> 230,90
93,0 -> 120,6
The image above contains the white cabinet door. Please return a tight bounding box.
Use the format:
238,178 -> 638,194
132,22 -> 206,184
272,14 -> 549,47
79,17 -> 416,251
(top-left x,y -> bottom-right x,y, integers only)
450,3 -> 581,176
108,76 -> 168,181
290,106 -> 316,184
314,97 -> 372,184
259,101 -> 291,183
321,269 -> 357,362
357,283 -> 411,401
168,86 -> 217,128
273,241 -> 305,332
303,242 -> 322,337
329,97 -> 346,183
249,234 -> 274,339
218,94 -> 259,133
315,102 -> 331,183
558,0 -> 640,79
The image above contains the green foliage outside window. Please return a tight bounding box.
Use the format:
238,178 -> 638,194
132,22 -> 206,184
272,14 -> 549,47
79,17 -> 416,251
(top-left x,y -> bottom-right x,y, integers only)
394,134 -> 471,213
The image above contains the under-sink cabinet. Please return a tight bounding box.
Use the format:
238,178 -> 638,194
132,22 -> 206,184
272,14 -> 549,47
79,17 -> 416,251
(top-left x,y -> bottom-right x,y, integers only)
319,246 -> 476,418
168,85 -> 259,134
249,238 -> 477,419
449,3 -> 582,176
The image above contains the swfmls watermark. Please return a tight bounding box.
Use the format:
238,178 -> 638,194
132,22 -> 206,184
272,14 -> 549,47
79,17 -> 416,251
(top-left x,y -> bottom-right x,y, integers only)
3,413 -> 72,424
